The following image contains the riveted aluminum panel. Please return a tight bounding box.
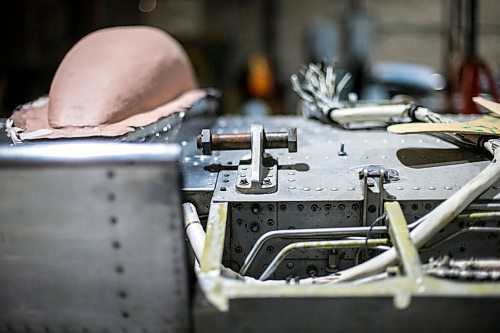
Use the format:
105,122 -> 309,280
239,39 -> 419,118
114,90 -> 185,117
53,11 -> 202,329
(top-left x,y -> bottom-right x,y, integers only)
0,143 -> 189,333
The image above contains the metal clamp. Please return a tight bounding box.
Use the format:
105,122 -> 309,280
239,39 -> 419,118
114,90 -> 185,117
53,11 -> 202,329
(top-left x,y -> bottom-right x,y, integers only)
196,124 -> 298,194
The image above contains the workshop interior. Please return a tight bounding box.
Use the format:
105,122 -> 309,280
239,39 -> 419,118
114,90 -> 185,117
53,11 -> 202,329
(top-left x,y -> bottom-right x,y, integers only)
1,0 -> 500,332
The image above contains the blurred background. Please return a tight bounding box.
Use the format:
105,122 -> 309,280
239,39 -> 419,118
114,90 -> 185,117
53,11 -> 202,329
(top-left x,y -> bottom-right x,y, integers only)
1,0 -> 500,117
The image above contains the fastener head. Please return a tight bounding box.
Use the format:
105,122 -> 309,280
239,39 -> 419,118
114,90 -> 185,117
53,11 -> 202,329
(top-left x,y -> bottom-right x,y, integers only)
338,143 -> 346,156
287,128 -> 298,153
199,129 -> 212,155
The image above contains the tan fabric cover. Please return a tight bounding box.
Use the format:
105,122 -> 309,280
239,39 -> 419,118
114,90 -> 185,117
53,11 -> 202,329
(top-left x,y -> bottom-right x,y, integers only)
11,26 -> 205,139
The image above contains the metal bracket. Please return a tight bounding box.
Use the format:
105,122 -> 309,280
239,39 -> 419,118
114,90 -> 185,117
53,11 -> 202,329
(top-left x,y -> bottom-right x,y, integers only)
197,123 -> 298,194
236,124 -> 277,193
359,168 -> 388,226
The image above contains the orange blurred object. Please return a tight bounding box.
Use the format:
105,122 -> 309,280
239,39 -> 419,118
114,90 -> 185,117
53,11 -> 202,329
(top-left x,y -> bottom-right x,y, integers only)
247,54 -> 274,99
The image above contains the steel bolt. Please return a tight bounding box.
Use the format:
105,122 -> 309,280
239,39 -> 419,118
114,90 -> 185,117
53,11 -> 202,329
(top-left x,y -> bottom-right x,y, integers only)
307,265 -> 318,277
199,129 -> 212,155
287,128 -> 298,152
338,143 -> 347,156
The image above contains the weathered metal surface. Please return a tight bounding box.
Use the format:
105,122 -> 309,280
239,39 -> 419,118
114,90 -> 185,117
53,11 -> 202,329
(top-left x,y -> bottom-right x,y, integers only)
197,197 -> 500,314
0,143 -> 190,333
182,116 -> 500,279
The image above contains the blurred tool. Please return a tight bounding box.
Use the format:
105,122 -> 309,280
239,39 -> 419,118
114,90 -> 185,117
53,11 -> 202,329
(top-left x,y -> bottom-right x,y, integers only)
447,0 -> 499,114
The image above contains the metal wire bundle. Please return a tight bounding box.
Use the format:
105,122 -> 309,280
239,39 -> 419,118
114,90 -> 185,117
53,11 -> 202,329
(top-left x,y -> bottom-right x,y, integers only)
291,62 -> 352,121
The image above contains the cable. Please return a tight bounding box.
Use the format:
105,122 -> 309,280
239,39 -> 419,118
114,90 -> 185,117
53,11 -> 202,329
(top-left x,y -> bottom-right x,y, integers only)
363,214 -> 387,262
330,139 -> 500,283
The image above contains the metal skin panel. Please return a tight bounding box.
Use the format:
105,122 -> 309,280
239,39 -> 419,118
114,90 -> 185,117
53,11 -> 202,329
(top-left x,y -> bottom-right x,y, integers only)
0,143 -> 189,333
181,116 -> 500,279
204,116 -> 496,202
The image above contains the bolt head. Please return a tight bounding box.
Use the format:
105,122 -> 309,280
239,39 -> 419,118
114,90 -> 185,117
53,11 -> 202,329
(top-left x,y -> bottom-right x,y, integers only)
287,128 -> 298,153
200,129 -> 212,155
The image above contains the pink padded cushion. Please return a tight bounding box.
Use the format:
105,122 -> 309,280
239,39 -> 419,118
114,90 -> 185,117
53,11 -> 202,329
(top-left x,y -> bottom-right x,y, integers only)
48,26 -> 198,128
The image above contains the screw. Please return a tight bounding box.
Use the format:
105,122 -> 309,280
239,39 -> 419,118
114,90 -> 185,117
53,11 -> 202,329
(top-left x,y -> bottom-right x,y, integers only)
286,262 -> 295,269
267,219 -> 274,226
235,246 -> 242,253
267,246 -> 274,252
239,178 -> 249,185
263,177 -> 271,185
297,204 -> 304,211
338,143 -> 347,156
307,265 -> 318,277
250,223 -> 260,233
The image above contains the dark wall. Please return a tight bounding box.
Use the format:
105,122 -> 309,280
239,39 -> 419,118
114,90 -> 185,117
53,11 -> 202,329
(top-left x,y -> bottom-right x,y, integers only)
0,0 -> 140,117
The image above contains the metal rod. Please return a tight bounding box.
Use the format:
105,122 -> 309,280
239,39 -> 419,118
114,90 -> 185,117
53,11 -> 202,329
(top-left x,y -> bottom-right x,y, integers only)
385,201 -> 423,279
456,211 -> 500,220
196,130 -> 293,151
421,226 -> 500,252
239,226 -> 389,275
466,203 -> 500,211
259,239 -> 389,281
